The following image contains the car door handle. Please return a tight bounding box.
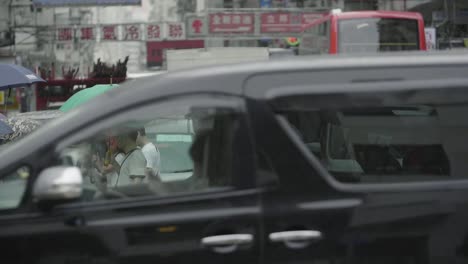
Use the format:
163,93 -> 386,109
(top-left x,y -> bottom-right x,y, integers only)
201,234 -> 253,247
269,230 -> 322,243
201,234 -> 254,254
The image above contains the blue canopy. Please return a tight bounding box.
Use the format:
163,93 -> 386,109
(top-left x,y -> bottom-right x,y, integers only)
0,64 -> 45,90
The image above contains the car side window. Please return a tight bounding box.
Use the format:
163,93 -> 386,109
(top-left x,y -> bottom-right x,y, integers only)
278,101 -> 468,184
56,96 -> 246,201
0,166 -> 30,210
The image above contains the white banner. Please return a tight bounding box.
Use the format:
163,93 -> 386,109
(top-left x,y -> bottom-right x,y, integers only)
425,27 -> 436,50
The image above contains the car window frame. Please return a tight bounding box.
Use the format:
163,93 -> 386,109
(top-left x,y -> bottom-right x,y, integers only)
0,165 -> 33,213
52,93 -> 257,207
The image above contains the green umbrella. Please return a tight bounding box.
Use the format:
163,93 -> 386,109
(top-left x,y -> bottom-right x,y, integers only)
59,84 -> 119,112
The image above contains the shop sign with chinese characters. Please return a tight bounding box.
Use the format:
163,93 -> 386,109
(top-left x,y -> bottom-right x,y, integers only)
56,23 -> 186,41
123,24 -> 142,41
101,25 -> 119,41
55,10 -> 324,41
79,27 -> 95,41
166,23 -> 185,40
186,16 -> 206,37
260,12 -> 325,33
146,24 -> 162,40
209,13 -> 255,34
57,27 -> 73,42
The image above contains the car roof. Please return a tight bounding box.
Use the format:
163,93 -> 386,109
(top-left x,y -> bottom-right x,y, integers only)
334,10 -> 423,20
2,51 -> 468,167
120,50 -> 468,97
302,10 -> 423,30
39,50 -> 468,128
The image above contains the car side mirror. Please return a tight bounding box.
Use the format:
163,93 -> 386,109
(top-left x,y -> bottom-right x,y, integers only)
33,166 -> 83,204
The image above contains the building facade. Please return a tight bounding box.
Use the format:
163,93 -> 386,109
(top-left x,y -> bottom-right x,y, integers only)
1,0 -> 468,74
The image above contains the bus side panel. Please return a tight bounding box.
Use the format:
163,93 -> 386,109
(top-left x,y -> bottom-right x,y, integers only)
330,15 -> 338,54
418,18 -> 427,51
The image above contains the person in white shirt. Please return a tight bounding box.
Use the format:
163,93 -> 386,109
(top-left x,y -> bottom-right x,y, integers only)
115,129 -> 147,186
136,127 -> 161,179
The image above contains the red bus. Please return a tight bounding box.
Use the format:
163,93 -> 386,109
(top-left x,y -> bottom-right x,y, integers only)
299,10 -> 427,55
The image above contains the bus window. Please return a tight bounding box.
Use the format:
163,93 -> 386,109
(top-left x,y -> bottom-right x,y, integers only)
299,19 -> 330,55
338,18 -> 419,53
300,11 -> 425,55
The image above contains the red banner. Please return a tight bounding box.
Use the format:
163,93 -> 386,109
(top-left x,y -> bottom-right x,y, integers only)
57,28 -> 73,41
209,13 -> 254,34
167,23 -> 185,40
102,25 -> 118,41
123,24 -> 141,41
79,27 -> 95,41
261,13 -> 325,33
146,24 -> 161,40
302,13 -> 326,24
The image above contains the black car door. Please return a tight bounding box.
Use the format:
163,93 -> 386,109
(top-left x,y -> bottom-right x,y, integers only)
0,94 -> 262,264
248,82 -> 468,264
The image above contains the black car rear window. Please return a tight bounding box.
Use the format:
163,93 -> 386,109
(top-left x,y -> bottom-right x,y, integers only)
276,102 -> 467,184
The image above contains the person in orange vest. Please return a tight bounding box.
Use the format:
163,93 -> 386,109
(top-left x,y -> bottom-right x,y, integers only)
285,37 -> 300,55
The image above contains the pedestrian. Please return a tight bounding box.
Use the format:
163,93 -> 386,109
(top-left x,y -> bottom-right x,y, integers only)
136,127 -> 161,179
92,135 -> 125,187
114,129 -> 147,186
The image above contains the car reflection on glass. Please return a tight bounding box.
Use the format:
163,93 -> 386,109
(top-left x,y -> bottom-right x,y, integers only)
153,133 -> 194,182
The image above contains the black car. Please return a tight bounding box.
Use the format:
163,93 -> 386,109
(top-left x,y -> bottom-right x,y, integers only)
2,52 -> 468,264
